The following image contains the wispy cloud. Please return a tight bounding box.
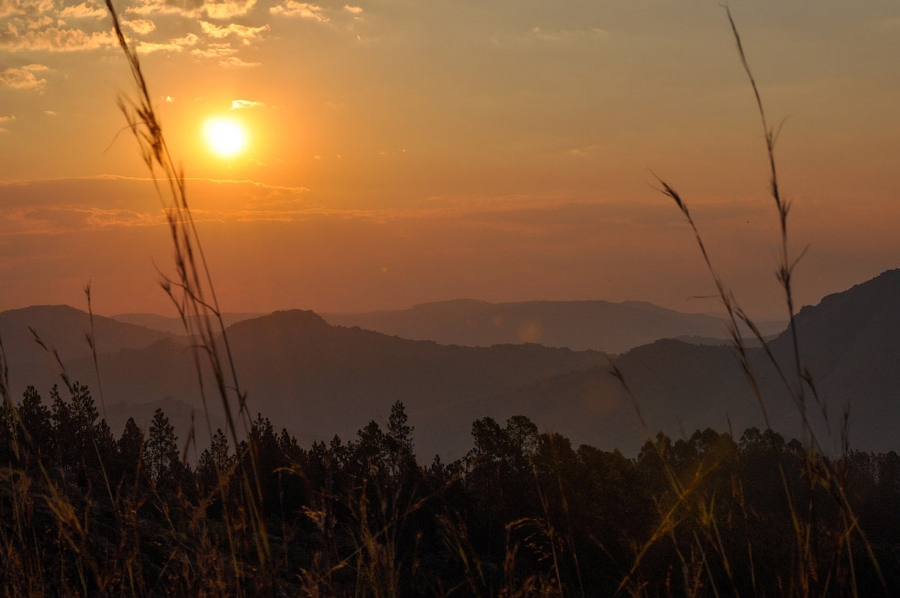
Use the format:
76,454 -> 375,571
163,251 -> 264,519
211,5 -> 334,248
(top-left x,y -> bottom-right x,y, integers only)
343,5 -> 361,15
0,0 -> 54,19
218,56 -> 259,67
567,144 -> 604,157
270,1 -> 329,23
126,0 -> 201,17
0,114 -> 14,133
0,64 -> 48,90
199,20 -> 268,39
127,0 -> 256,19
136,32 -> 199,54
122,18 -> 156,35
203,0 -> 256,19
0,23 -> 116,51
231,99 -> 263,109
191,43 -> 237,58
527,26 -> 609,43
59,2 -> 106,19
0,176 -> 311,235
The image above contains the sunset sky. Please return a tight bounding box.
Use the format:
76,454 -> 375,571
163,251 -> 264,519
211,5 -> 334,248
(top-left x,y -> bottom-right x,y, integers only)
1,0 -> 899,319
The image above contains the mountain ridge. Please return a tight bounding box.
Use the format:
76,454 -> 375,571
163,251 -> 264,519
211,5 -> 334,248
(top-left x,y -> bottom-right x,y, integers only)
1,268 -> 897,456
323,298 -> 786,353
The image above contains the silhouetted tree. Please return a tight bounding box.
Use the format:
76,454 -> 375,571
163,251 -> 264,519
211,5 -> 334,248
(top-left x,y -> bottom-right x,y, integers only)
114,417 -> 146,489
17,386 -> 52,460
146,408 -> 179,488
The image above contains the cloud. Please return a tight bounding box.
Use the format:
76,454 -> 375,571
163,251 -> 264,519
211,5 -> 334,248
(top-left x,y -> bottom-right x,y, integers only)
270,1 -> 329,23
218,56 -> 258,67
199,20 -> 268,39
0,176 -> 311,235
0,0 -> 54,19
23,14 -> 52,29
122,18 -> 156,35
191,43 -> 237,57
0,64 -> 48,89
567,144 -> 604,157
59,2 -> 106,19
343,4 -> 361,14
528,26 -> 609,43
127,0 -> 203,17
136,32 -> 198,54
127,0 -> 255,19
0,23 -> 116,51
231,99 -> 263,109
2,206 -> 166,235
203,0 -> 256,19
82,208 -> 163,228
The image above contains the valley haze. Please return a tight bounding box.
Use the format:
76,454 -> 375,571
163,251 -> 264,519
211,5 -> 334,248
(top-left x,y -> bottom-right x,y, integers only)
2,269 -> 897,458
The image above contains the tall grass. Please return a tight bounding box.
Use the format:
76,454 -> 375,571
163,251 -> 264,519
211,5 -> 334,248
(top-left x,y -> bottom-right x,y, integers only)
104,0 -> 275,591
614,6 -> 886,597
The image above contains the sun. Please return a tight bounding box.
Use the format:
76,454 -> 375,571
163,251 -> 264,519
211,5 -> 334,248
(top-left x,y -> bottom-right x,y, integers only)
203,116 -> 247,158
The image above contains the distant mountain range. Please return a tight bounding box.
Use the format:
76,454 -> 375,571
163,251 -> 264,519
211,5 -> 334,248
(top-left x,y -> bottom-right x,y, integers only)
478,269 -> 900,454
111,312 -> 264,336
1,270 -> 897,458
4,307 -> 606,456
110,300 -> 784,355
322,299 -> 786,354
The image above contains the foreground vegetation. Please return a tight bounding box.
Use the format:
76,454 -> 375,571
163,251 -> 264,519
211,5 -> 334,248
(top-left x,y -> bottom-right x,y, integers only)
0,384 -> 897,597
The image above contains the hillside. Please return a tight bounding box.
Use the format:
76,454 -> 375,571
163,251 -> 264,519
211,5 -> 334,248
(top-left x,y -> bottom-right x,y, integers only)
4,269 -> 899,457
12,309 -> 603,457
0,305 -> 175,397
481,269 -> 900,454
111,312 -> 264,336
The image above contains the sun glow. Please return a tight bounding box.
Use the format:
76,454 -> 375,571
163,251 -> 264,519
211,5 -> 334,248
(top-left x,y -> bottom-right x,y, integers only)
203,116 -> 247,158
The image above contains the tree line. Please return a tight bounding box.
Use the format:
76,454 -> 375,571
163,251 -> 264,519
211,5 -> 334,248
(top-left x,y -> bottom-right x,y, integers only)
1,382 -> 898,596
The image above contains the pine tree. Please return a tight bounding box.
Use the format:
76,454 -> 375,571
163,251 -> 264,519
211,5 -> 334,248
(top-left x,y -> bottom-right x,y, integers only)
18,386 -> 52,459
115,417 -> 145,487
146,408 -> 179,486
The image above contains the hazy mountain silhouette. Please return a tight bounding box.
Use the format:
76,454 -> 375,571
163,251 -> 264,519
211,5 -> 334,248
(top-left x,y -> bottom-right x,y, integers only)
0,305 -> 172,366
9,308 -> 604,456
111,312 -> 264,336
4,269 -> 898,457
218,310 -> 607,455
0,305 -> 174,396
478,269 -> 900,454
764,267 -> 900,446
323,299 -> 785,354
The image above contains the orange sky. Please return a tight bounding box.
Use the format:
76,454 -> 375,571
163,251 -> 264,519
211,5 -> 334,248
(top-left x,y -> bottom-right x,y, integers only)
1,1 -> 899,319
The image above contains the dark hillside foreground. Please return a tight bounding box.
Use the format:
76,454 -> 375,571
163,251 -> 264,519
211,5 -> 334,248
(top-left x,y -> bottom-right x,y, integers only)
2,391 -> 898,596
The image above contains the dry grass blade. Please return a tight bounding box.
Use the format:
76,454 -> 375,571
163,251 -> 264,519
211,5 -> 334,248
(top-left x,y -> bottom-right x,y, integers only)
83,281 -> 106,420
105,0 -> 272,584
